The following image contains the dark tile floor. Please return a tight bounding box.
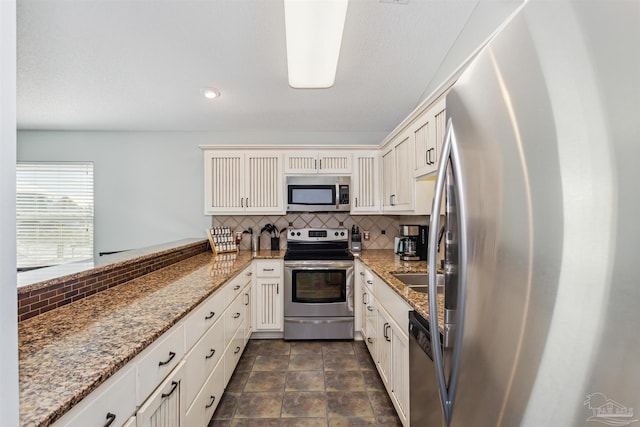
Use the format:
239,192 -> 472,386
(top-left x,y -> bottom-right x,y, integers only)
208,339 -> 403,427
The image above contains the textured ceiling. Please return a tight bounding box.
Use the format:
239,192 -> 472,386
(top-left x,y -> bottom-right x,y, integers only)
17,0 -> 522,134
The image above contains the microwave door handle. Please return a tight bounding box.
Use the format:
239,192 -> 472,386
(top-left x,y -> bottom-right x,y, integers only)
336,183 -> 340,209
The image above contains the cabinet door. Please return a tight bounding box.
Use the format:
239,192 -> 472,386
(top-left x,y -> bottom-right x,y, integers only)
137,361 -> 186,427
376,305 -> 392,387
317,151 -> 352,173
380,147 -> 395,210
415,96 -> 447,179
390,325 -> 410,425
203,151 -> 243,214
351,153 -> 379,213
245,152 -> 284,213
254,277 -> 283,331
185,357 -> 225,427
184,319 -> 224,407
284,151 -> 318,174
243,284 -> 253,344
393,135 -> 415,210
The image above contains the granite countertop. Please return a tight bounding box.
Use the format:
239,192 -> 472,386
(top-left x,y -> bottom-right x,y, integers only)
355,250 -> 444,330
18,249 -> 284,427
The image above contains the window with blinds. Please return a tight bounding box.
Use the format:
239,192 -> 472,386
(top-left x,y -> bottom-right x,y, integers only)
16,162 -> 94,270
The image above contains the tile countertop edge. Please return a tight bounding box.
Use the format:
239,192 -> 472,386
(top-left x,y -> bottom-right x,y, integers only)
18,249 -> 284,427
355,250 -> 442,328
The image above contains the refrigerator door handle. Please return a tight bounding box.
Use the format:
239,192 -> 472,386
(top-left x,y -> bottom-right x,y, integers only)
428,118 -> 467,425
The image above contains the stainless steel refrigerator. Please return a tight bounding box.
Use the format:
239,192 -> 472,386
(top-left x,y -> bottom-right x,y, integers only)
427,1 -> 640,426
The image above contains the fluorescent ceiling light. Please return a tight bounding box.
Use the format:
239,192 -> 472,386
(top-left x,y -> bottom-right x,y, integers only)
284,0 -> 349,89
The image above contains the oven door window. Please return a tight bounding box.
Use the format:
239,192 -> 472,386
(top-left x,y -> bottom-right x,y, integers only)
291,270 -> 346,303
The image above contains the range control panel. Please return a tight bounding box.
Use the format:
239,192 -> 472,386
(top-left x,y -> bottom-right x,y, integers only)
287,228 -> 348,242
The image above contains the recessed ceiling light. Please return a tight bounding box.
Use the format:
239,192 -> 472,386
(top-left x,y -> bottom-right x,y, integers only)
284,0 -> 349,89
201,88 -> 221,99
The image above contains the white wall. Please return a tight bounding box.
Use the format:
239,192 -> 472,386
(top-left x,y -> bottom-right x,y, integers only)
17,130 -> 387,256
17,131 -> 213,256
1,0 -> 19,424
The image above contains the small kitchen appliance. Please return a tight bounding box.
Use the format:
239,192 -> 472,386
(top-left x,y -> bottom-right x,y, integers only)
286,176 -> 350,212
398,225 -> 428,261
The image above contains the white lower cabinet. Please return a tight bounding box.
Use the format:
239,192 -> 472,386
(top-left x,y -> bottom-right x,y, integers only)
253,260 -> 283,332
136,324 -> 186,405
54,364 -> 136,427
185,359 -> 225,427
358,263 -> 411,427
137,361 -> 187,427
185,318 -> 224,405
54,260 -> 266,427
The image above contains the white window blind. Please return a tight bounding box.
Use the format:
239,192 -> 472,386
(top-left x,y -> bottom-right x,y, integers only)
16,162 -> 94,269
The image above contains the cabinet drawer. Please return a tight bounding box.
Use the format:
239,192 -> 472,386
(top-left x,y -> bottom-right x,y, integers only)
224,267 -> 252,306
224,325 -> 246,387
375,277 -> 411,334
224,294 -> 245,349
184,289 -> 224,350
54,365 -> 136,427
185,358 -> 225,427
137,361 -> 186,427
255,260 -> 281,277
185,319 -> 224,407
136,324 -> 185,405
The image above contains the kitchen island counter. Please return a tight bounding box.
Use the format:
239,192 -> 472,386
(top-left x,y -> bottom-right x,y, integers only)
18,247 -> 283,427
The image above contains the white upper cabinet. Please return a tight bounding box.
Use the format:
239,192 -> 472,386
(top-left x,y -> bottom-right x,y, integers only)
284,151 -> 352,174
203,150 -> 284,215
414,96 -> 447,178
381,133 -> 415,212
351,152 -> 379,213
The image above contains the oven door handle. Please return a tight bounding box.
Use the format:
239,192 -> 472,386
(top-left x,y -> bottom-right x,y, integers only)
284,262 -> 354,270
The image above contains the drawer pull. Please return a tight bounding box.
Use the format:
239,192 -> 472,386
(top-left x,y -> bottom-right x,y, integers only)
161,381 -> 179,398
103,412 -> 116,427
367,305 -> 374,312
234,346 -> 241,354
362,293 -> 368,304
234,285 -> 241,291
233,312 -> 241,319
205,311 -> 215,320
205,348 -> 216,359
359,271 -> 365,276
158,351 -> 176,367
246,272 -> 252,276
244,293 -> 250,305
262,268 -> 275,272
205,395 -> 216,409
367,337 -> 373,344
366,280 -> 373,285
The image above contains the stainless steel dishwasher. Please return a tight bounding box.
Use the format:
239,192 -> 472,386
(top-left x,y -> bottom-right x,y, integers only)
409,310 -> 444,427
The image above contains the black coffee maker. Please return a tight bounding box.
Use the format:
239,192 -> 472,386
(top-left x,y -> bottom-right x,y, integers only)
397,225 -> 429,261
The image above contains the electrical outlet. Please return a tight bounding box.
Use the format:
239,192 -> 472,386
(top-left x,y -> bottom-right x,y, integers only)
363,231 -> 370,241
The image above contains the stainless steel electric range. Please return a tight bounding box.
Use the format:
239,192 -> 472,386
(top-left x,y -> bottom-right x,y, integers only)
283,228 -> 355,340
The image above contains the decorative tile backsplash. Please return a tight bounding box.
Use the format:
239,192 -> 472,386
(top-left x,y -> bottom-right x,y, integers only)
212,213 -> 429,251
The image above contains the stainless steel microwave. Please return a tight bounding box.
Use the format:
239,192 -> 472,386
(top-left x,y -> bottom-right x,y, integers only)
286,176 -> 351,212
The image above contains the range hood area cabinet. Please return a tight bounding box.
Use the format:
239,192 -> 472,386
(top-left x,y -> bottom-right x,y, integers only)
203,150 -> 284,215
284,151 -> 353,174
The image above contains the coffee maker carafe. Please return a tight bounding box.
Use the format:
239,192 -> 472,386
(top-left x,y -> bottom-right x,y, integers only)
397,225 -> 428,261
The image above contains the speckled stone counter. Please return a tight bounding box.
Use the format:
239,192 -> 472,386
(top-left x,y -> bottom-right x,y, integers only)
355,250 -> 445,330
18,249 -> 284,427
